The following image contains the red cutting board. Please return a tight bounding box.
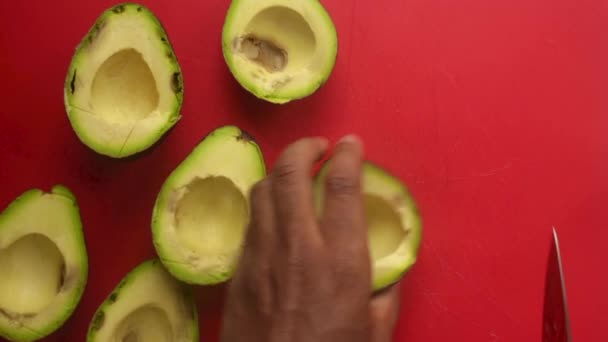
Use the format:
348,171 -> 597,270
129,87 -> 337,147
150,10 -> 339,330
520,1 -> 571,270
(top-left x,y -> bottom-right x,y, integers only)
1,0 -> 607,341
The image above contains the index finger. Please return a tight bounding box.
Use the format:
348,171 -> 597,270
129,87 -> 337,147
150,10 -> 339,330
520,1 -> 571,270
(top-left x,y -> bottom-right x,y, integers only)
320,135 -> 366,249
270,137 -> 328,247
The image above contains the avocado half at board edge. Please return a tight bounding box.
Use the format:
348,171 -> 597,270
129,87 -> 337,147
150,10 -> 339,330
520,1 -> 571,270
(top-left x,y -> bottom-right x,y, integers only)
152,125 -> 266,285
222,0 -> 338,104
86,259 -> 198,342
0,186 -> 88,342
314,162 -> 423,291
64,2 -> 183,158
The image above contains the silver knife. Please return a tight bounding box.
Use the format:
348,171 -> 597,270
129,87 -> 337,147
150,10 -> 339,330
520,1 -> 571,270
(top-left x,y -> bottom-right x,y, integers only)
542,227 -> 572,341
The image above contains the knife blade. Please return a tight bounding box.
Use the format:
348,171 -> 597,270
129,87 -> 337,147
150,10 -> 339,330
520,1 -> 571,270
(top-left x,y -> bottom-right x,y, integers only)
542,227 -> 572,342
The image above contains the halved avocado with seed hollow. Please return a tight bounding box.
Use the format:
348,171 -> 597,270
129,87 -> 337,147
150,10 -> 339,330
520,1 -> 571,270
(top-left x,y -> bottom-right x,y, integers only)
314,162 -> 422,291
152,126 -> 266,285
86,259 -> 198,342
222,0 -> 338,104
64,3 -> 184,158
0,186 -> 88,342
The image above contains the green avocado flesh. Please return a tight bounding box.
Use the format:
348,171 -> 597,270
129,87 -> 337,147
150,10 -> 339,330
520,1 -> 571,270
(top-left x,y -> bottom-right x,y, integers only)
222,0 -> 338,104
0,186 -> 88,342
314,163 -> 422,291
152,126 -> 266,285
64,3 -> 183,158
87,259 -> 198,342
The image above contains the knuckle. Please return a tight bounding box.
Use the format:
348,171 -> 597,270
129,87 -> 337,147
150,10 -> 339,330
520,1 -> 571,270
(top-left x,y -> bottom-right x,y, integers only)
286,252 -> 307,272
284,241 -> 317,271
332,252 -> 369,279
333,260 -> 359,278
325,175 -> 359,197
332,261 -> 367,289
272,162 -> 300,187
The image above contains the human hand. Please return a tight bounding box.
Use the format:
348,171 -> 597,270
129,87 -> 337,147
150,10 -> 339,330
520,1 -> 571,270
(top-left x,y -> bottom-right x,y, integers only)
220,136 -> 402,342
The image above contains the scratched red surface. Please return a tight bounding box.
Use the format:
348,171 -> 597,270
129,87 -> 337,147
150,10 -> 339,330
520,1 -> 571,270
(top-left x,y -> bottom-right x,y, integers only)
1,0 -> 607,341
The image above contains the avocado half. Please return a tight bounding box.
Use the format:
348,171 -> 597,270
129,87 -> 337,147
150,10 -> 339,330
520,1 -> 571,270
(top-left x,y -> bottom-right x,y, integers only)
64,3 -> 183,158
87,259 -> 198,342
0,186 -> 88,342
222,0 -> 338,104
152,126 -> 266,285
314,162 -> 422,291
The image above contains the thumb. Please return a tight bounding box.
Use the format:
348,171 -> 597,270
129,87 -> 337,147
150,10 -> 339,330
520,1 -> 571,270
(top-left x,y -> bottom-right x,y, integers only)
369,283 -> 402,342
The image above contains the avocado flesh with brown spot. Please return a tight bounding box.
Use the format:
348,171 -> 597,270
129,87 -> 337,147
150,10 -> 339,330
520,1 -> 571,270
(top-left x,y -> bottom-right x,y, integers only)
222,0 -> 338,103
152,126 -> 266,285
313,162 -> 423,291
0,186 -> 88,342
86,259 -> 198,342
64,3 -> 183,158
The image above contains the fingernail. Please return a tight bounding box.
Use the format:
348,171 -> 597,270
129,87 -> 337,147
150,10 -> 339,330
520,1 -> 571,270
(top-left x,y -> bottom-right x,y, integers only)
339,134 -> 361,146
318,137 -> 329,150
